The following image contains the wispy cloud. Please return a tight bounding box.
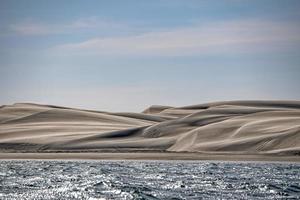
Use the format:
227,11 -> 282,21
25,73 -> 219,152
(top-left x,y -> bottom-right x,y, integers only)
10,21 -> 59,35
54,20 -> 300,56
69,17 -> 125,29
10,17 -> 127,36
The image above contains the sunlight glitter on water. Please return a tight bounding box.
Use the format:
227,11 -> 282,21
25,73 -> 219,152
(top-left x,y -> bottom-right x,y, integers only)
0,160 -> 299,199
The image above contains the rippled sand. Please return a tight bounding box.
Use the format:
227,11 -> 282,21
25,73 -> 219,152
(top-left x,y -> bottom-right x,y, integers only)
0,100 -> 300,161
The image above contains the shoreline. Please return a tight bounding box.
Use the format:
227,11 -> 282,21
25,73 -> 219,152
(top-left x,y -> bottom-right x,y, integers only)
0,152 -> 299,162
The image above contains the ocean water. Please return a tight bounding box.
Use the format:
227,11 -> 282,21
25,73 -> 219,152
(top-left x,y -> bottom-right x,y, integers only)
0,160 -> 299,200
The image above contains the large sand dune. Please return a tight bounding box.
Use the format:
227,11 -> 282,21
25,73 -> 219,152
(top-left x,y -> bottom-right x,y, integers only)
0,101 -> 300,160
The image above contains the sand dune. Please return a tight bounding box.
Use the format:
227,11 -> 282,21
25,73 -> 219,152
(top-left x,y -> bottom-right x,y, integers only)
0,101 -> 300,160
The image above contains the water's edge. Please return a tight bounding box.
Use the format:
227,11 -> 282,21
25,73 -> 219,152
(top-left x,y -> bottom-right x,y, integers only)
0,152 -> 299,162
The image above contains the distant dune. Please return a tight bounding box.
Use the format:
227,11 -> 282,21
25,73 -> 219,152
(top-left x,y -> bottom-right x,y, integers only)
0,101 -> 300,161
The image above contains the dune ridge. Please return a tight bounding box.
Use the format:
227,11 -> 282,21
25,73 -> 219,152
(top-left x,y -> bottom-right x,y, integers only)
0,101 -> 300,159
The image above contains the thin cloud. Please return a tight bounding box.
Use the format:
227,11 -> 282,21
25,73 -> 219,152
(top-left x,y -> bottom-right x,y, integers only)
10,22 -> 59,35
69,17 -> 125,29
10,17 -> 127,36
55,20 -> 300,56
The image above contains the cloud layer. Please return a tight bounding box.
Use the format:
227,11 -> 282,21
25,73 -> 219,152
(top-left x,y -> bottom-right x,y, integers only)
9,17 -> 127,36
55,20 -> 300,56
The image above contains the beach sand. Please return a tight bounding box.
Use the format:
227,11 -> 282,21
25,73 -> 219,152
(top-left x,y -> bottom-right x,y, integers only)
0,152 -> 299,162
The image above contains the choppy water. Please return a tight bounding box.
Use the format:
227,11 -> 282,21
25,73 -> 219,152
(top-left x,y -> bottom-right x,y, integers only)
0,160 -> 299,199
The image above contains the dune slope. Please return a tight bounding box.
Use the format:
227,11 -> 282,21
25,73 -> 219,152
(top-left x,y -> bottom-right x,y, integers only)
0,101 -> 300,157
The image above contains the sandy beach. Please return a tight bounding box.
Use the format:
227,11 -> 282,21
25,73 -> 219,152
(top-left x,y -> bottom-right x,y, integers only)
0,152 -> 300,162
0,100 -> 300,162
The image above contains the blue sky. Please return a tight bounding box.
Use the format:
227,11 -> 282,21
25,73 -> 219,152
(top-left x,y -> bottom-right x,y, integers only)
1,0 -> 300,111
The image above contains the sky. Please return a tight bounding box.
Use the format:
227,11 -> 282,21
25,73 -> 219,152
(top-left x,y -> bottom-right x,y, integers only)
0,0 -> 300,112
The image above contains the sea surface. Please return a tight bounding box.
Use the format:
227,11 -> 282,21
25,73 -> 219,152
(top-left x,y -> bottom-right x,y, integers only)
0,160 -> 299,199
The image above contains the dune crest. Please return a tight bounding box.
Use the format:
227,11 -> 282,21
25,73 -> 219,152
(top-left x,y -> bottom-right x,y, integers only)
0,101 -> 300,157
